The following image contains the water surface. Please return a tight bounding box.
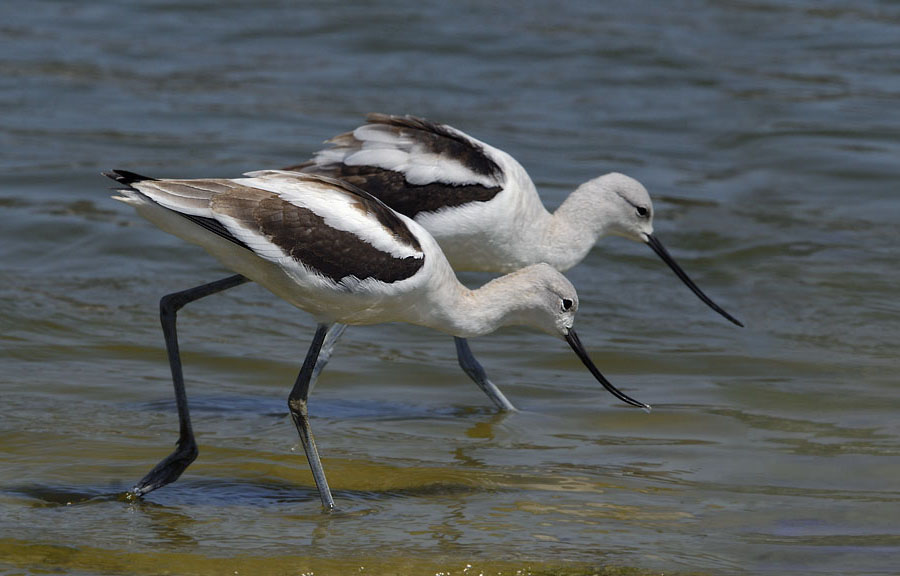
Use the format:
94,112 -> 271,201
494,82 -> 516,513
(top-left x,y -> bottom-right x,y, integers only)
1,1 -> 899,575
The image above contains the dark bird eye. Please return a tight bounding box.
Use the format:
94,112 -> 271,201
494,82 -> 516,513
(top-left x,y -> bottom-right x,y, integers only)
636,206 -> 649,218
562,298 -> 574,311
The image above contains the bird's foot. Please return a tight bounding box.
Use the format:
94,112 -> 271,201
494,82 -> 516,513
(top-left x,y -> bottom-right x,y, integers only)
130,438 -> 198,498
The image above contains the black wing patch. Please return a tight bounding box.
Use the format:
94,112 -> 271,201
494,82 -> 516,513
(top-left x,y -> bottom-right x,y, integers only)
289,114 -> 505,218
182,214 -> 252,251
211,189 -> 424,285
307,164 -> 503,218
316,174 -> 423,253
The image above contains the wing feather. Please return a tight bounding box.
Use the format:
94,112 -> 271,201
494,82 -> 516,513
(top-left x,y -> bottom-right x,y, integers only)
107,171 -> 425,285
295,114 -> 510,217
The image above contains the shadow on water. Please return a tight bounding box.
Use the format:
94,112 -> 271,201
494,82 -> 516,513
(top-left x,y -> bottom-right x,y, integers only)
133,393 -> 511,421
7,484 -> 124,508
7,474 -> 500,512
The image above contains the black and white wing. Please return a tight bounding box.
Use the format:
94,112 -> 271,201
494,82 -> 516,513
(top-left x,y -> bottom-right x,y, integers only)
277,114 -> 531,218
106,169 -> 425,287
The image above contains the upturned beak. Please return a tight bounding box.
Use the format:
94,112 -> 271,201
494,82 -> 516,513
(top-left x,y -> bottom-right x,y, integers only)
565,329 -> 650,410
644,234 -> 743,327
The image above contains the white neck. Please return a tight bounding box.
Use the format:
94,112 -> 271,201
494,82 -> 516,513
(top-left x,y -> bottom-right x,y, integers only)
414,265 -> 554,338
434,172 -> 647,274
528,181 -> 618,272
467,180 -> 606,273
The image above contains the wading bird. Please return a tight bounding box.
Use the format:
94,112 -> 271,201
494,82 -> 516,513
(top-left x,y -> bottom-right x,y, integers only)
284,114 -> 742,410
107,169 -> 648,509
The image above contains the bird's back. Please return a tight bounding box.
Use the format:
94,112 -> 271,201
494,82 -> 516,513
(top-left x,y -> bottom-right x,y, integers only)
292,114 -> 553,272
107,170 -> 441,324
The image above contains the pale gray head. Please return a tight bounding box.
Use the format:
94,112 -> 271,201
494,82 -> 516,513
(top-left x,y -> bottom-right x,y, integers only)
513,263 -> 579,337
581,173 -> 745,328
585,172 -> 655,243
515,263 -> 649,410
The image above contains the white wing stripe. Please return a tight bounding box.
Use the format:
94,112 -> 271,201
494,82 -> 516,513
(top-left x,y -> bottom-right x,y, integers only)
232,176 -> 421,260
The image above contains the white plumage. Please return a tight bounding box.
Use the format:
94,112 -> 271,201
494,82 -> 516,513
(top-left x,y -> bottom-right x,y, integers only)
106,168 -> 647,509
295,114 -> 741,326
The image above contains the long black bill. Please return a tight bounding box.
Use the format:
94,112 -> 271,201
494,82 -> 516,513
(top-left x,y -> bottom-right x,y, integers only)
565,329 -> 650,410
645,234 -> 744,327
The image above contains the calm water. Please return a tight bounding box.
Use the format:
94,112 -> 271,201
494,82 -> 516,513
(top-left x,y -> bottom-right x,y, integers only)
2,1 -> 899,575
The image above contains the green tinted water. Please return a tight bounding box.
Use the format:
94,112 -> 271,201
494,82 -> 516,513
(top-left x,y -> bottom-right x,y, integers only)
2,2 -> 898,575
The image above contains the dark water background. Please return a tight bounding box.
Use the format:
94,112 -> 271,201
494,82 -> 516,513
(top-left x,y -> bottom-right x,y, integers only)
1,1 -> 898,575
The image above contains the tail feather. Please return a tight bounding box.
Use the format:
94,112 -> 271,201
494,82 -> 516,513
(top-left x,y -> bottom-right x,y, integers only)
104,170 -> 250,251
103,169 -> 158,187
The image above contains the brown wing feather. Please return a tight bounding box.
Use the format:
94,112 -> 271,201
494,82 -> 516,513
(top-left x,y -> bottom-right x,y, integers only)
297,115 -> 505,218
209,180 -> 424,284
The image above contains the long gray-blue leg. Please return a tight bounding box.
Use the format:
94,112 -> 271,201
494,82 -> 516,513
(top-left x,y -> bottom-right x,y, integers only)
133,274 -> 250,497
308,323 -> 347,394
454,337 -> 517,412
287,323 -> 335,510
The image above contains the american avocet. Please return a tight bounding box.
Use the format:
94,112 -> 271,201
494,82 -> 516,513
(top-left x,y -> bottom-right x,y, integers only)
281,114 -> 742,410
106,169 -> 647,509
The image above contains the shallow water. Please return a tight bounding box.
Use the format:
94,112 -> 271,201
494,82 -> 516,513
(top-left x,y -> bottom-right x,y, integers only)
2,1 -> 899,575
